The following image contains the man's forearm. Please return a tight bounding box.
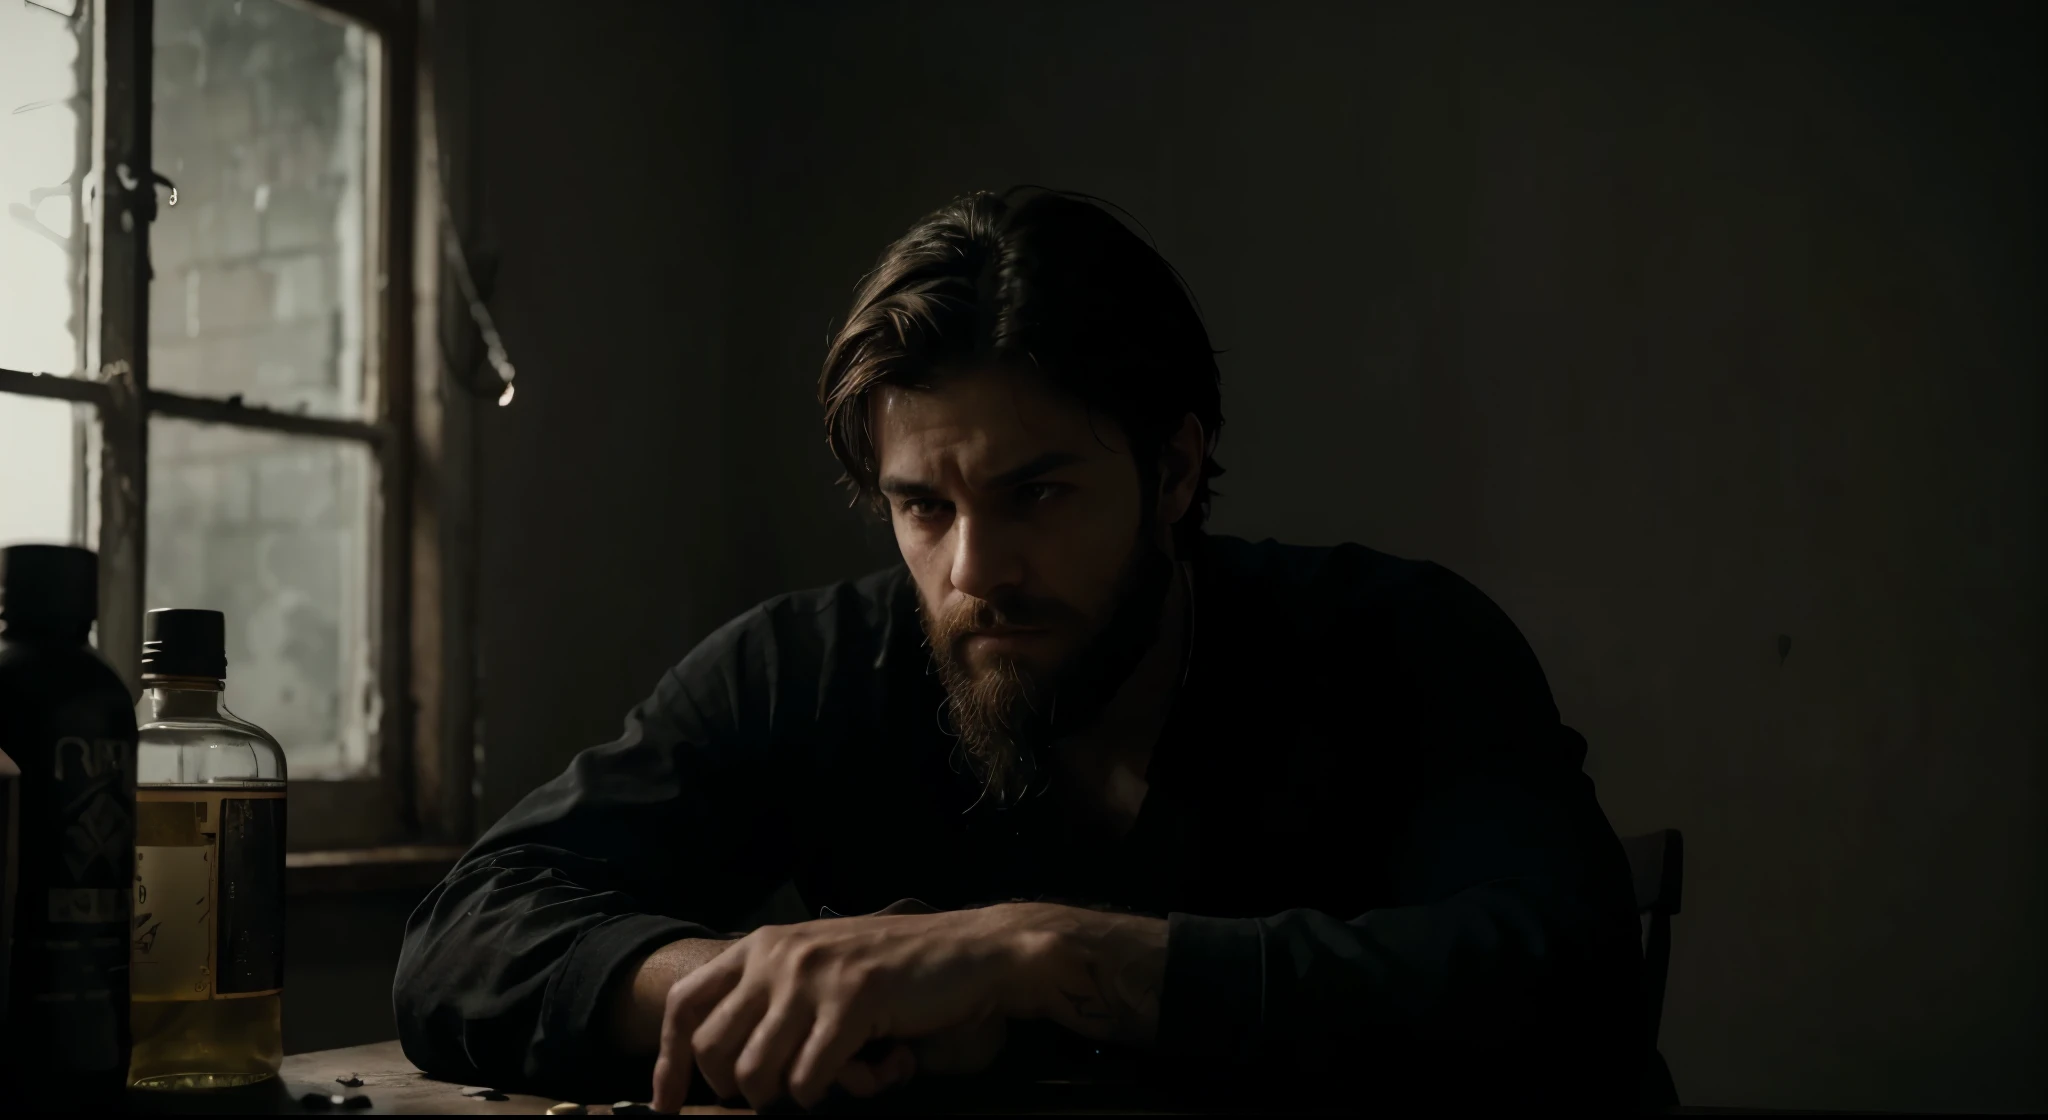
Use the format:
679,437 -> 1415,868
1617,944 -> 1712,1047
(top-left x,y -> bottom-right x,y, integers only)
607,937 -> 736,1055
1002,903 -> 1169,1048
613,906 -> 1168,1060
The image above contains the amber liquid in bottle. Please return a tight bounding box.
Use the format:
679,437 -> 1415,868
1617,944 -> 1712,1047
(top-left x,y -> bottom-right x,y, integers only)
129,608 -> 287,1091
129,783 -> 286,1089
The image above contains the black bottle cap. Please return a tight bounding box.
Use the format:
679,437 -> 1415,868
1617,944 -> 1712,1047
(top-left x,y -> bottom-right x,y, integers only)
0,544 -> 99,624
141,608 -> 227,679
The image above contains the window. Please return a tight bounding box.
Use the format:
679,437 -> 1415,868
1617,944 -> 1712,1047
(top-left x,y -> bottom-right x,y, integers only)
0,0 -> 94,548
0,0 -> 473,853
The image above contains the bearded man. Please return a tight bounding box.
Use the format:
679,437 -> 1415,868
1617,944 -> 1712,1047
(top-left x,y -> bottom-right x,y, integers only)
394,189 -> 1647,1113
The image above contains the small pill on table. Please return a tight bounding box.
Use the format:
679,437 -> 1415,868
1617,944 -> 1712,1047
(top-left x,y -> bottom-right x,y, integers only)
547,1105 -> 587,1116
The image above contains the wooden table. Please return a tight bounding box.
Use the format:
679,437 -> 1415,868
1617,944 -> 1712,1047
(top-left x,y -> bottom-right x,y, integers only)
278,1041 -> 1195,1115
278,1041 -> 696,1115
267,1041 -> 1853,1116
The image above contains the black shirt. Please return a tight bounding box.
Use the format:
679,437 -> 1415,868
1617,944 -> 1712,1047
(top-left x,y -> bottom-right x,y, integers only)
393,535 -> 1646,1105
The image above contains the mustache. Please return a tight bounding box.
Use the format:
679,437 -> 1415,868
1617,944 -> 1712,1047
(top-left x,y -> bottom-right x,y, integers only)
924,592 -> 1077,643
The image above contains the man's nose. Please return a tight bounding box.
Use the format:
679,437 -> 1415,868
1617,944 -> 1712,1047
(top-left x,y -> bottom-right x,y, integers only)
948,513 -> 1026,604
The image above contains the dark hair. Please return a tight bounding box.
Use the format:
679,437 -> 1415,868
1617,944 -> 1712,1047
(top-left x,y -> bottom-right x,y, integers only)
818,188 -> 1226,549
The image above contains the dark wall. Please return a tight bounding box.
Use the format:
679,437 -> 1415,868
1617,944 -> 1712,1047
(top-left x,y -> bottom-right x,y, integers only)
470,0 -> 737,825
457,0 -> 2042,1111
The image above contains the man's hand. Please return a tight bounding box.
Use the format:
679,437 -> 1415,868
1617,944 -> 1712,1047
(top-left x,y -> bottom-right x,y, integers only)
855,899 -> 1010,1081
649,905 -> 1036,1112
647,900 -> 1169,1112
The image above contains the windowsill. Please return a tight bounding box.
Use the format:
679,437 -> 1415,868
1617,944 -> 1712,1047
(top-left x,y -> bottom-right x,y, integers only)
285,844 -> 469,896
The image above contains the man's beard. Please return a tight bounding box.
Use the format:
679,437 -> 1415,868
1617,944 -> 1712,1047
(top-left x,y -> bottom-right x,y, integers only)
920,528 -> 1176,806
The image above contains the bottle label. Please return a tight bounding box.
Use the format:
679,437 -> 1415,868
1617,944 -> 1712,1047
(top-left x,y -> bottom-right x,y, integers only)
24,734 -> 135,1075
130,845 -> 213,998
131,790 -> 285,1001
47,888 -> 127,923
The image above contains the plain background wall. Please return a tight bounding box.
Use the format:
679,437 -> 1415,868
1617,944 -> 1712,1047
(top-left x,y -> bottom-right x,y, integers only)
437,1 -> 2043,1111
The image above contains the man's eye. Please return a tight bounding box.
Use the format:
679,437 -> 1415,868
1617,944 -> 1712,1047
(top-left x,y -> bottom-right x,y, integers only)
901,498 -> 949,521
1020,482 -> 1065,505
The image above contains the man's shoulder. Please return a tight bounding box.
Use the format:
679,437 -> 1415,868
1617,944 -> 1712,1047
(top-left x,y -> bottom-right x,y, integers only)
1201,533 -> 1471,623
688,564 -> 913,672
656,565 -> 916,742
1203,533 -> 1557,722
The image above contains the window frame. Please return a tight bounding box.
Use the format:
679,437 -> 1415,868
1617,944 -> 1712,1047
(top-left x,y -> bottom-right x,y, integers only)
0,0 -> 475,856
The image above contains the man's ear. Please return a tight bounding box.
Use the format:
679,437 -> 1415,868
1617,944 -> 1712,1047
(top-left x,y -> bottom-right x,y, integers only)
1157,412 -> 1205,527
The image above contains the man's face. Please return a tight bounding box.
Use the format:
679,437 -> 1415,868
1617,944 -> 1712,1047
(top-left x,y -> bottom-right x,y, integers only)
873,365 -> 1167,795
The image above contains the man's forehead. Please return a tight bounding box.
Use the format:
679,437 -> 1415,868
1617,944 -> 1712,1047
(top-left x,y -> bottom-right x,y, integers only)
872,370 -> 1125,472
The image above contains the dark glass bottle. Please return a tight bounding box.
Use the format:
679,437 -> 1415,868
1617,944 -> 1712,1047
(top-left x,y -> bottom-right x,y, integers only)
0,545 -> 139,1108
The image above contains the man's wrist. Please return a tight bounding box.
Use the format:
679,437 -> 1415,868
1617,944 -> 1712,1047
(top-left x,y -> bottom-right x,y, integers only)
607,936 -> 736,1055
983,902 -> 1072,1017
983,902 -> 1167,1044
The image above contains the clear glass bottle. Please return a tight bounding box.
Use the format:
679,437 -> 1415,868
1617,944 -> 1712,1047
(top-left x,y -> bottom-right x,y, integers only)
129,609 -> 286,1091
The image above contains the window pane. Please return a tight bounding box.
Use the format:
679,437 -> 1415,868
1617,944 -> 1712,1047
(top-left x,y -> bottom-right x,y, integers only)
150,0 -> 376,418
0,0 -> 91,377
147,418 -> 375,779
0,394 -> 87,548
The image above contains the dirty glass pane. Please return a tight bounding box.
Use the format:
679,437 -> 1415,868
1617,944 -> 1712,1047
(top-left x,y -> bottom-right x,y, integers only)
0,395 -> 88,549
147,418 -> 375,779
150,0 -> 376,418
0,0 -> 91,378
